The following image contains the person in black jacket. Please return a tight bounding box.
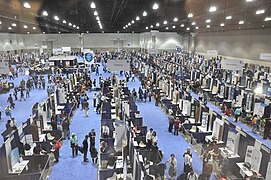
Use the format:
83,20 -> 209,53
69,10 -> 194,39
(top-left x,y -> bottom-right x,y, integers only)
82,135 -> 89,162
263,118 -> 271,139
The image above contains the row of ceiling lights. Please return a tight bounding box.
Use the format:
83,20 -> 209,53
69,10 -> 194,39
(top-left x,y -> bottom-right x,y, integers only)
131,1 -> 271,32
90,2 -> 103,30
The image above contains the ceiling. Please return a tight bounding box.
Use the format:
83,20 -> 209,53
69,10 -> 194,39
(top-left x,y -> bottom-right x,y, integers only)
0,0 -> 270,34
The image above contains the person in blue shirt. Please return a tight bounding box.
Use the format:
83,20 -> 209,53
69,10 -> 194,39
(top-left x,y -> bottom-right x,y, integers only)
234,107 -> 242,122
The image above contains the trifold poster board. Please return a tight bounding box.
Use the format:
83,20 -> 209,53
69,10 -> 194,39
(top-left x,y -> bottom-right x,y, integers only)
107,60 -> 130,71
212,118 -> 224,140
82,49 -> 94,65
226,128 -> 240,154
179,99 -> 191,116
0,62 -> 9,74
245,146 -> 262,172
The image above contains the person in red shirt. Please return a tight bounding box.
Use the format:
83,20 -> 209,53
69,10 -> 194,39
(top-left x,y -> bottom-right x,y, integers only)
174,118 -> 181,136
52,140 -> 61,162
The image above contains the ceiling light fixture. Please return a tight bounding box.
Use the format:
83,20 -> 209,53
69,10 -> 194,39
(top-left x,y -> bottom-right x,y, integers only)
256,10 -> 265,15
23,2 -> 31,9
0,21 -> 2,25
239,20 -> 245,24
8,27 -> 12,30
143,11 -> 147,17
220,23 -> 225,27
96,16 -> 100,20
153,3 -> 159,10
265,17 -> 271,21
90,2 -> 96,9
187,27 -> 190,31
188,13 -> 193,18
226,16 -> 232,20
156,23 -> 160,27
123,27 -> 126,29
172,26 -> 176,29
77,26 -> 79,29
163,20 -> 168,25
94,11 -> 98,16
23,25 -> 27,29
150,25 -> 153,28
12,23 -> 16,27
246,0 -> 253,2
63,20 -> 66,24
206,25 -> 210,28
27,32 -> 30,34
146,27 -> 149,29
42,10 -> 48,16
54,16 -> 59,21
209,6 -> 217,12
166,27 -> 169,30
206,19 -> 211,23
43,32 -> 45,34
136,16 -> 140,21
181,24 -> 184,27
73,25 -> 76,28
173,17 -> 178,22
196,26 -> 199,29
69,23 -> 72,26
191,22 -> 196,25
128,23 -> 131,26
58,31 -> 61,34
33,26 -> 36,30
131,20 -> 135,24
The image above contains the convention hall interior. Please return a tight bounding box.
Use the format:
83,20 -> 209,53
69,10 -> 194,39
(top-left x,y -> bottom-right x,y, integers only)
0,0 -> 271,180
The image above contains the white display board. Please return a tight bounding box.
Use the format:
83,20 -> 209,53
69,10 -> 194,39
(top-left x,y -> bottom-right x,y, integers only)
245,145 -> 262,172
52,48 -> 63,55
0,62 -> 9,74
62,47 -> 71,52
221,59 -> 243,71
207,50 -> 218,56
107,60 -> 130,71
260,53 -> 271,61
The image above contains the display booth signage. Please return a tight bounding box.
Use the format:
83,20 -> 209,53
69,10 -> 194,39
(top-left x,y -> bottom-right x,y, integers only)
261,145 -> 270,153
84,51 -> 94,65
260,53 -> 271,61
221,59 -> 243,71
0,62 -> 9,74
62,47 -> 71,52
107,60 -> 130,71
52,48 -> 63,55
207,50 -> 218,56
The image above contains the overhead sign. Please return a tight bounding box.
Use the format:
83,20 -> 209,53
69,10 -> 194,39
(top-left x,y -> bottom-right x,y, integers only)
84,52 -> 94,64
107,60 -> 130,71
0,62 -> 9,74
52,48 -> 63,55
260,53 -> 271,61
62,47 -> 71,52
207,50 -> 218,56
221,59 -> 243,71
176,45 -> 183,54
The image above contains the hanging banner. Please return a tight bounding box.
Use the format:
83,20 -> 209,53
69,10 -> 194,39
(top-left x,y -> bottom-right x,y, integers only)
84,51 -> 94,65
0,62 -> 9,74
176,44 -> 183,54
260,53 -> 271,61
107,60 -> 130,71
62,47 -> 71,52
221,59 -> 243,71
52,48 -> 63,55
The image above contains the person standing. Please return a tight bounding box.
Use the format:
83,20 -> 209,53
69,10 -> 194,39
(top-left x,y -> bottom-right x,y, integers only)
89,129 -> 96,147
5,105 -> 12,119
52,140 -> 61,162
82,135 -> 89,162
25,87 -> 30,98
143,90 -> 147,103
203,92 -> 208,105
234,107 -> 242,122
93,93 -> 97,107
84,100 -> 89,117
146,128 -> 153,149
173,118 -> 181,136
70,133 -> 78,157
187,171 -> 198,180
90,146 -> 98,164
251,114 -> 258,133
20,89 -> 26,101
7,94 -> 14,108
0,106 -> 3,120
13,88 -> 18,101
168,110 -> 174,133
166,154 -> 177,180
183,147 -> 193,176
148,91 -> 152,102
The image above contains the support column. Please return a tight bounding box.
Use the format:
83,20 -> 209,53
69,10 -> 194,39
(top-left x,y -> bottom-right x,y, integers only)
190,32 -> 198,54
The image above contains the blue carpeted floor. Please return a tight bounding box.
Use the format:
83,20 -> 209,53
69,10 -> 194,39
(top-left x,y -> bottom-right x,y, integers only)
0,75 -> 48,144
49,67 -> 111,180
127,79 -> 206,179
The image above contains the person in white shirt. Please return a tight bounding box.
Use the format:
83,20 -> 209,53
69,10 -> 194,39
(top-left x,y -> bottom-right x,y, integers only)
102,124 -> 110,138
93,93 -> 97,107
151,131 -> 158,145
183,147 -> 193,175
166,154 -> 177,180
146,128 -> 153,149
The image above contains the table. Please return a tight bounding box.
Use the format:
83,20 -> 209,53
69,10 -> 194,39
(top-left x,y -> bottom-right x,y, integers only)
197,126 -> 211,133
219,147 -> 240,159
11,160 -> 29,174
236,162 -> 253,177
